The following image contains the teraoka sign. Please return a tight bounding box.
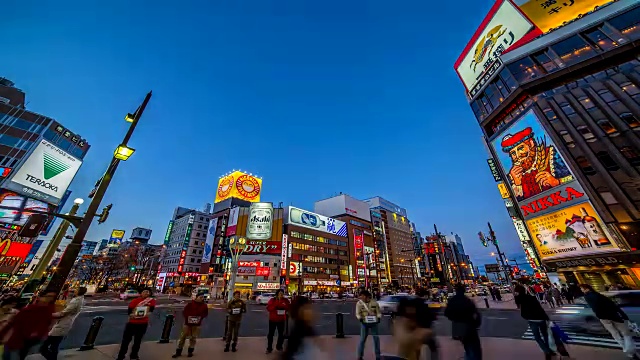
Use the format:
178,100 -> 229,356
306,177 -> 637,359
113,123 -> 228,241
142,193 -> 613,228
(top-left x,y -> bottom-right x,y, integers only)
5,139 -> 82,205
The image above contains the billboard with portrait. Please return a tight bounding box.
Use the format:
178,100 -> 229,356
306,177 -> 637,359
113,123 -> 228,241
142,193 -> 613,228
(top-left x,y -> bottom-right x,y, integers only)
491,109 -> 574,203
215,171 -> 262,203
513,0 -> 614,33
525,201 -> 619,260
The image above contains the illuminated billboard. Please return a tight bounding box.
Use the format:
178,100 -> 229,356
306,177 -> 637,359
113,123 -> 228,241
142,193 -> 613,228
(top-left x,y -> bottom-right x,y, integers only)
0,190 -> 56,233
215,171 -> 262,203
109,229 -> 126,247
454,0 -> 539,95
513,0 -> 614,33
525,202 -> 619,260
491,109 -> 574,203
285,207 -> 347,237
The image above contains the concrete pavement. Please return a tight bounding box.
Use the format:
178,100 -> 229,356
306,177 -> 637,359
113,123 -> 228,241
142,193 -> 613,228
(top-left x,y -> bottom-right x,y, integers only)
28,336 -> 632,359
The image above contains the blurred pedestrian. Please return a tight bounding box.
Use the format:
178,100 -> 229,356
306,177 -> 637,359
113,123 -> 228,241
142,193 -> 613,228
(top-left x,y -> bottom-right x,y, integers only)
40,287 -> 86,360
416,289 -> 438,360
172,292 -> 208,358
224,291 -> 246,353
560,284 -> 574,304
533,283 -> 544,302
551,284 -> 562,306
0,296 -> 18,328
355,290 -> 381,360
385,297 -> 431,360
444,284 -> 482,360
0,290 -> 56,360
266,289 -> 290,354
116,288 -> 156,360
580,284 -> 639,359
543,286 -> 555,308
281,296 -> 325,359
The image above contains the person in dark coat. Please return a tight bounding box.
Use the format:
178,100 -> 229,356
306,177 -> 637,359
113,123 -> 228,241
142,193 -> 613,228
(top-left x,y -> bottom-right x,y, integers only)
560,284 -> 574,304
580,284 -> 639,359
444,284 -> 482,360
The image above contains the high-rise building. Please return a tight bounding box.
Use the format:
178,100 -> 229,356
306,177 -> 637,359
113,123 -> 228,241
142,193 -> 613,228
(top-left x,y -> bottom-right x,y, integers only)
97,239 -> 109,253
78,240 -> 98,257
455,0 -> 640,289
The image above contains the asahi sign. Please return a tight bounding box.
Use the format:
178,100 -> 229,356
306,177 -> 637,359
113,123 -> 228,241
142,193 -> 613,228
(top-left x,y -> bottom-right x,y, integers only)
5,139 -> 82,205
519,182 -> 586,219
243,240 -> 280,255
246,202 -> 273,240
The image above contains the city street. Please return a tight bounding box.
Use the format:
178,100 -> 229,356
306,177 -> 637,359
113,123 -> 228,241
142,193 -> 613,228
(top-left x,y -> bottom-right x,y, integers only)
61,300 -> 528,350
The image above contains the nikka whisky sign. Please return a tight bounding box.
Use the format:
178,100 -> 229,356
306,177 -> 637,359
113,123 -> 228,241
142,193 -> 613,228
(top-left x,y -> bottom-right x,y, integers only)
519,181 -> 586,220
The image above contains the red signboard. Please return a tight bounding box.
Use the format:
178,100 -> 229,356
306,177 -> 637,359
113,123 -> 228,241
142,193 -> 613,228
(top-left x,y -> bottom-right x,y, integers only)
238,261 -> 260,267
256,267 -> 270,276
354,234 -> 364,249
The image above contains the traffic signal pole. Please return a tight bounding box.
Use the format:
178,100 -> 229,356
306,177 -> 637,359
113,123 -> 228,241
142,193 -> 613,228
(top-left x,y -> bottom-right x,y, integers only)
45,92 -> 152,296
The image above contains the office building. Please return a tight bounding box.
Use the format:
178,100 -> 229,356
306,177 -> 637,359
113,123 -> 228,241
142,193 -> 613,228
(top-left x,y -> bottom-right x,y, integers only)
130,227 -> 152,244
456,0 -> 640,289
78,240 -> 98,258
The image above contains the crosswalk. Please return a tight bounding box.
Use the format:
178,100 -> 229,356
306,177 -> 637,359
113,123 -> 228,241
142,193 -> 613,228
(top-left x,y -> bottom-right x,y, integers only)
522,326 -> 640,349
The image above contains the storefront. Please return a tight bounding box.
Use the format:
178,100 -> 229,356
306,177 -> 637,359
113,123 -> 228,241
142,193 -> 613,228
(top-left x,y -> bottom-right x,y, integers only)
545,252 -> 640,291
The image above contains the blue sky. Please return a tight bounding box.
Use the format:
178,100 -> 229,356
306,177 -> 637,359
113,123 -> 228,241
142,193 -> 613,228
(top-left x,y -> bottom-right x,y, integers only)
2,0 -> 526,269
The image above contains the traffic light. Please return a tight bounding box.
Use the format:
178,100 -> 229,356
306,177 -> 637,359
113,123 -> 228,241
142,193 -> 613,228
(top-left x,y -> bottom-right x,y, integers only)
130,265 -> 135,271
97,204 -> 113,224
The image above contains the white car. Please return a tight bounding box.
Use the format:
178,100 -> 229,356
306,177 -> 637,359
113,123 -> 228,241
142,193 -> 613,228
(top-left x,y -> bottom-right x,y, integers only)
120,290 -> 140,300
256,293 -> 275,305
378,295 -> 414,314
191,288 -> 211,302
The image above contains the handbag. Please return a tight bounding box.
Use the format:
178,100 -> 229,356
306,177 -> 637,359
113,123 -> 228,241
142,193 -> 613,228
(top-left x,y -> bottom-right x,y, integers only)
628,321 -> 640,336
549,321 -> 570,343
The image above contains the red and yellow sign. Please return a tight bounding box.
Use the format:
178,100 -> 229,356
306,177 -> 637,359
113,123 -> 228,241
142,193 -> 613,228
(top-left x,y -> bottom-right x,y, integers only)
514,0 -> 613,33
525,202 -> 619,260
0,239 -> 32,274
215,171 -> 263,203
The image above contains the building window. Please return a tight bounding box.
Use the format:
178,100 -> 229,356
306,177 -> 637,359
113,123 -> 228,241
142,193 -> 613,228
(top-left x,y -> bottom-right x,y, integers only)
499,68 -> 518,92
543,108 -> 558,121
550,35 -> 596,65
560,130 -> 576,148
577,125 -> 596,141
607,7 -> 640,40
621,113 -> 640,128
597,89 -> 617,103
597,119 -> 618,135
532,51 -> 558,72
559,102 -> 576,115
621,82 -> 640,104
596,151 -> 620,171
583,27 -> 619,51
578,96 -> 595,110
506,57 -> 543,83
576,156 -> 597,175
471,100 -> 486,121
620,146 -> 640,166
495,77 -> 511,99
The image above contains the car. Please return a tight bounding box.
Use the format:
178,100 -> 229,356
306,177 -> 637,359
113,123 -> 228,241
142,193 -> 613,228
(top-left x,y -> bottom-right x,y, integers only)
256,293 -> 275,305
345,293 -> 355,298
378,294 -> 414,314
550,290 -> 640,335
120,290 -> 140,300
191,288 -> 211,302
20,292 -> 34,300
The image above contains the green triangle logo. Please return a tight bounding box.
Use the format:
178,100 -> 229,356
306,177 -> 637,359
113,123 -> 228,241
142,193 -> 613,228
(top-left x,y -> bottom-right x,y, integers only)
43,152 -> 71,180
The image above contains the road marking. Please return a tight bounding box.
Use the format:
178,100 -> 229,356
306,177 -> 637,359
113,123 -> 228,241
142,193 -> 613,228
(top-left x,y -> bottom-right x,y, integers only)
485,317 -> 508,320
522,327 -> 640,349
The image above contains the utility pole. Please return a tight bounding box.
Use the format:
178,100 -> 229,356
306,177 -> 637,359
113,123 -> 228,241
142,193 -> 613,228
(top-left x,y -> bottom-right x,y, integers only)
433,224 -> 452,290
479,222 -> 512,289
46,92 -> 152,296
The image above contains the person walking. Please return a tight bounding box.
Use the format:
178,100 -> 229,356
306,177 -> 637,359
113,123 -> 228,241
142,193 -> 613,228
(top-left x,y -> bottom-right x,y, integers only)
116,288 -> 156,360
355,290 -> 381,360
40,287 -> 86,360
386,297 -> 432,360
416,288 -> 438,360
224,291 -> 246,353
551,284 -> 563,306
281,296 -> 325,359
514,285 -> 570,360
543,286 -> 555,309
533,283 -> 544,302
580,284 -> 639,359
560,284 -> 574,305
172,292 -> 209,358
444,284 -> 482,360
265,289 -> 290,354
0,290 -> 56,360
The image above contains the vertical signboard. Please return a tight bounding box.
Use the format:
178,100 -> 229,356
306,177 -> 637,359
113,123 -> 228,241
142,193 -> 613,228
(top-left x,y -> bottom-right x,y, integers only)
202,217 -> 219,263
108,230 -> 126,247
246,202 -> 273,240
163,220 -> 174,246
226,207 -> 239,236
281,234 -> 288,276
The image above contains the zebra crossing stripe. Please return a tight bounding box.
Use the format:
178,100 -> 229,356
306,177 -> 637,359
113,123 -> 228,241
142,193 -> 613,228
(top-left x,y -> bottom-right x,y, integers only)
522,329 -> 640,349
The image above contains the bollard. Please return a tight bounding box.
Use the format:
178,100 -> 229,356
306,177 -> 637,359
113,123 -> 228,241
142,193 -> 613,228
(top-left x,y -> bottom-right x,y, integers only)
222,314 -> 229,341
484,297 -> 490,308
335,313 -> 345,338
79,316 -> 104,351
158,314 -> 174,344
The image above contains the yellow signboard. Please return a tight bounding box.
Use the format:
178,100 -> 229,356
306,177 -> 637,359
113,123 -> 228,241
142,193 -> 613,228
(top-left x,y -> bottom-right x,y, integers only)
514,0 -> 613,33
497,183 -> 510,199
215,171 -> 262,203
110,230 -> 125,239
525,201 -> 619,260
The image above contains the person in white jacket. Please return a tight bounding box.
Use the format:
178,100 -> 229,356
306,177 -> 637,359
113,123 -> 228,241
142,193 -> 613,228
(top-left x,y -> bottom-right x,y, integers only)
39,287 -> 86,360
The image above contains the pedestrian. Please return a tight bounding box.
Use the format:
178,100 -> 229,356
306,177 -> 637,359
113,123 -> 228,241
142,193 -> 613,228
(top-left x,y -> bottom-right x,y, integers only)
40,287 -> 86,360
444,283 -> 482,360
543,286 -> 555,308
266,289 -> 290,354
493,286 -> 502,302
116,288 -> 156,360
416,288 -> 439,360
281,296 -> 325,359
533,283 -> 544,302
355,289 -> 381,360
560,284 -> 574,305
580,284 -> 639,359
514,285 -> 570,360
387,297 -> 431,360
0,290 -> 56,360
568,283 -> 582,299
172,292 -> 209,358
224,291 -> 246,353
489,287 -> 496,301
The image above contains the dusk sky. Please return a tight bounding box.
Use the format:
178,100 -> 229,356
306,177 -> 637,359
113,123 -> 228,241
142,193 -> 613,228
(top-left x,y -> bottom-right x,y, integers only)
2,0 -> 524,268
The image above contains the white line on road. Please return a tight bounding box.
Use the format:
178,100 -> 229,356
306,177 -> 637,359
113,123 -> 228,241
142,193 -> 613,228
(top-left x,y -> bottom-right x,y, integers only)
484,317 -> 508,320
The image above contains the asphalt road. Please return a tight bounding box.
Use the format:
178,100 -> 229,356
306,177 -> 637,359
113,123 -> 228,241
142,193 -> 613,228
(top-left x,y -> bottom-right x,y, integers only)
59,300 -> 528,351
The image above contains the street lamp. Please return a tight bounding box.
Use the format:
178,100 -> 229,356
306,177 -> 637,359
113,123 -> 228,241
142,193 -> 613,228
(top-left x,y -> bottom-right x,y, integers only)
74,198 -> 84,205
226,236 -> 247,302
114,145 -> 135,161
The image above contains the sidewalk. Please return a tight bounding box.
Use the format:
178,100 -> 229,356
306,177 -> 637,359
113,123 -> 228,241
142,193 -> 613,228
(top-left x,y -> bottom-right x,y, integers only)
33,335 -> 631,359
471,293 -> 519,310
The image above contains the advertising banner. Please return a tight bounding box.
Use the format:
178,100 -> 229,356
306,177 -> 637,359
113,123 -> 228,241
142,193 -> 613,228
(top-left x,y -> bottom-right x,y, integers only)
497,183 -> 510,199
0,239 -> 32,274
13,239 -> 43,276
256,267 -> 270,276
286,206 -> 347,237
239,261 -> 261,267
289,261 -> 301,276
491,110 -> 575,203
226,207 -> 239,236
202,217 -> 218,263
281,234 -> 288,275
485,264 -> 502,273
247,203 -> 273,240
108,229 -> 125,247
513,0 -> 613,33
257,282 -> 280,290
215,171 -> 262,203
525,201 -> 619,260
243,240 -> 280,255
487,159 -> 502,182
454,0 -> 538,94
0,189 -> 55,228
4,139 -> 82,205
237,266 -> 256,276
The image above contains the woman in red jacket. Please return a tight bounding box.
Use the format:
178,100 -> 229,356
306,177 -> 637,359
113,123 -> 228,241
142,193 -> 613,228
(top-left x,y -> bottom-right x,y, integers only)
265,289 -> 290,354
172,293 -> 209,358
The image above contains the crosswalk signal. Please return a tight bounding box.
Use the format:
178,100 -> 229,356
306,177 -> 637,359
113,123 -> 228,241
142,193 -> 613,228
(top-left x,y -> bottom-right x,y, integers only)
130,266 -> 135,271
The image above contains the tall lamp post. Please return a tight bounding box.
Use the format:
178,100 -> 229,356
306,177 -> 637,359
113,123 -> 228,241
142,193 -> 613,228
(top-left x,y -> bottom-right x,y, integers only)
46,92 -> 152,296
479,222 -> 512,290
226,236 -> 247,302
